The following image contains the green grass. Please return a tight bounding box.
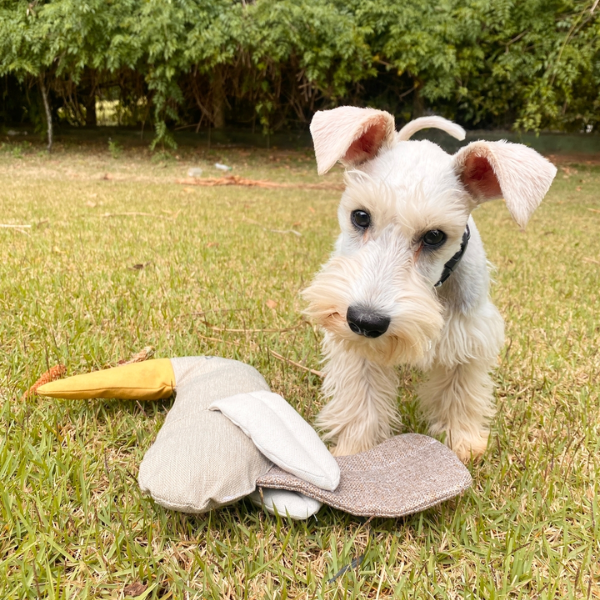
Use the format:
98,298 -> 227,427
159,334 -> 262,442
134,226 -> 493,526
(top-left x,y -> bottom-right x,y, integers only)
0,138 -> 599,599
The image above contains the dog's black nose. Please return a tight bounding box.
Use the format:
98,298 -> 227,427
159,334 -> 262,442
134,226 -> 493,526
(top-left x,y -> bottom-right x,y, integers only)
346,306 -> 390,338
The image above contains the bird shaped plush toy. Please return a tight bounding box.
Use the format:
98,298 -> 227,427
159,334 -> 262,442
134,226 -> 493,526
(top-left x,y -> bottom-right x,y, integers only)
37,356 -> 472,520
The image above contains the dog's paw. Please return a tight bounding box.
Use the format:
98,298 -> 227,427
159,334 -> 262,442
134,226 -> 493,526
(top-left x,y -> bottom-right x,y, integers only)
330,445 -> 344,457
330,442 -> 360,457
448,431 -> 489,463
330,437 -> 374,457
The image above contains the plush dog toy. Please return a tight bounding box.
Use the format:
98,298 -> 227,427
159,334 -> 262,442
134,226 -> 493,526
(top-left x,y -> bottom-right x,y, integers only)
37,356 -> 472,520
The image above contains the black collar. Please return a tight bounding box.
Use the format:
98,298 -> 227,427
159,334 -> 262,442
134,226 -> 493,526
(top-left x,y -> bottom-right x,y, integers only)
434,225 -> 470,288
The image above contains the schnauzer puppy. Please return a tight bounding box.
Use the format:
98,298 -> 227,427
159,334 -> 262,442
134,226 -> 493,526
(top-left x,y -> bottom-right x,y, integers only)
303,107 -> 556,461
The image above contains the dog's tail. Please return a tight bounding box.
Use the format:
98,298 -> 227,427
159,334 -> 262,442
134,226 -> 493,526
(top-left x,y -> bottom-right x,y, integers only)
397,116 -> 465,142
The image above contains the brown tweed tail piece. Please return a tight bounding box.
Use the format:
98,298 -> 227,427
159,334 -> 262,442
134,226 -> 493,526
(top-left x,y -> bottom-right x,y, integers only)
256,434 -> 472,518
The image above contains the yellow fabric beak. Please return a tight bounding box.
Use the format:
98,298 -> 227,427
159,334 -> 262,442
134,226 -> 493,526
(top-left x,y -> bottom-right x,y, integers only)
36,358 -> 175,400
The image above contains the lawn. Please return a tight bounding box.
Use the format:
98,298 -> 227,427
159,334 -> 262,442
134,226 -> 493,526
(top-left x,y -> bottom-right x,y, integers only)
0,136 -> 599,599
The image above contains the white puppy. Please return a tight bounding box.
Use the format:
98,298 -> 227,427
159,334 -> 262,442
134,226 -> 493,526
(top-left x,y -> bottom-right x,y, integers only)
303,107 -> 556,460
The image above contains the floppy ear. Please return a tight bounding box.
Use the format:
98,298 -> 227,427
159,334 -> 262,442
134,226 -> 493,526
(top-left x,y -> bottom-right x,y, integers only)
454,141 -> 557,228
310,106 -> 395,175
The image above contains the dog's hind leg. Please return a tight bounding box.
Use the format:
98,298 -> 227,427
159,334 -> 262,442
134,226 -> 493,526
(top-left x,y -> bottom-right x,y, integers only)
417,301 -> 505,461
315,335 -> 400,456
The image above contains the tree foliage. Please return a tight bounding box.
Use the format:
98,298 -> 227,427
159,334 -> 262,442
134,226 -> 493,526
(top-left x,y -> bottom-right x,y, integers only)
0,0 -> 598,146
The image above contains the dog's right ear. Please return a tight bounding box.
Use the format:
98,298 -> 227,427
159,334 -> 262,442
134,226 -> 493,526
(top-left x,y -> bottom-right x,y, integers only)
310,107 -> 395,175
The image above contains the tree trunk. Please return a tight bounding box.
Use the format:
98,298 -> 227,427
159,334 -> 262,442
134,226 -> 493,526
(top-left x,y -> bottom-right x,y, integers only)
39,75 -> 53,152
412,82 -> 424,119
211,71 -> 226,129
85,93 -> 97,127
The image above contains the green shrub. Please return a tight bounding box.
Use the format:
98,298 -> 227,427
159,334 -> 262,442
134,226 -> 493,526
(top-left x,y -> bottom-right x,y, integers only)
0,0 -> 597,147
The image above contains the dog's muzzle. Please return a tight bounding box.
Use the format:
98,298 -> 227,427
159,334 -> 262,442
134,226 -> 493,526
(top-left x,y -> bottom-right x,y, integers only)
346,306 -> 390,338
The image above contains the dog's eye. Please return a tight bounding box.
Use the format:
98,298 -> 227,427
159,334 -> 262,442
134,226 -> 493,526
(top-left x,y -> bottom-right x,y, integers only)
351,210 -> 371,230
422,230 -> 447,247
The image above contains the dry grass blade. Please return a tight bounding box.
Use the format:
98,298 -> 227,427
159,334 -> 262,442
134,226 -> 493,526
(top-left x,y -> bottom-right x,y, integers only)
0,223 -> 31,228
269,349 -> 323,378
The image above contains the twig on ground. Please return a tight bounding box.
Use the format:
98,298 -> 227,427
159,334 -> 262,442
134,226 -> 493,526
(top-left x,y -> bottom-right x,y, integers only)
270,228 -> 302,237
101,212 -> 174,221
269,349 -> 323,378
204,322 -> 306,333
135,400 -> 148,417
0,223 -> 31,228
162,209 -> 182,221
587,208 -> 600,214
31,553 -> 42,599
199,331 -> 260,351
177,175 -> 344,191
243,217 -> 302,237
118,346 -> 155,365
180,308 -> 248,319
326,555 -> 364,584
325,518 -> 373,584
583,257 -> 600,265
196,333 -> 240,347
177,308 -> 251,323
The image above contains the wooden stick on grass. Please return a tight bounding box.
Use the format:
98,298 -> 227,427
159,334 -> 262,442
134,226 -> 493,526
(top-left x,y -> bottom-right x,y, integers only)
269,349 -> 323,378
177,175 -> 344,191
203,322 -> 307,334
101,212 -> 175,221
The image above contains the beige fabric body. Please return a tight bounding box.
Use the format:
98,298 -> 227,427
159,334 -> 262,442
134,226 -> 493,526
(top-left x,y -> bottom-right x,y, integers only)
256,434 -> 472,518
138,357 -> 272,514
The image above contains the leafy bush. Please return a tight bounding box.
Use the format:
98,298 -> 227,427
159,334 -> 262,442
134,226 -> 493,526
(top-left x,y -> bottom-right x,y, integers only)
0,0 -> 598,147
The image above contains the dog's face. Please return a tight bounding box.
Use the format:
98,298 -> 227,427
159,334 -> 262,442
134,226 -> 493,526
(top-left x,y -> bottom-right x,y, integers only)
303,107 -> 557,366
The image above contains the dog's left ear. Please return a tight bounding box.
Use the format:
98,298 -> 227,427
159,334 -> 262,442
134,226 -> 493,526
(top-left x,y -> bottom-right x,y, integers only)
310,107 -> 396,175
454,141 -> 557,228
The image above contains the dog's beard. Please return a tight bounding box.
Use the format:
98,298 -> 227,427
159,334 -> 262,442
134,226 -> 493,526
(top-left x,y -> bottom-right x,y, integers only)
302,255 -> 444,366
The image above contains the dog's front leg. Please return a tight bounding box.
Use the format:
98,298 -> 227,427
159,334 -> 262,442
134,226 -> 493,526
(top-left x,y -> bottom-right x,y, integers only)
315,335 -> 400,456
418,359 -> 496,461
418,304 -> 504,461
